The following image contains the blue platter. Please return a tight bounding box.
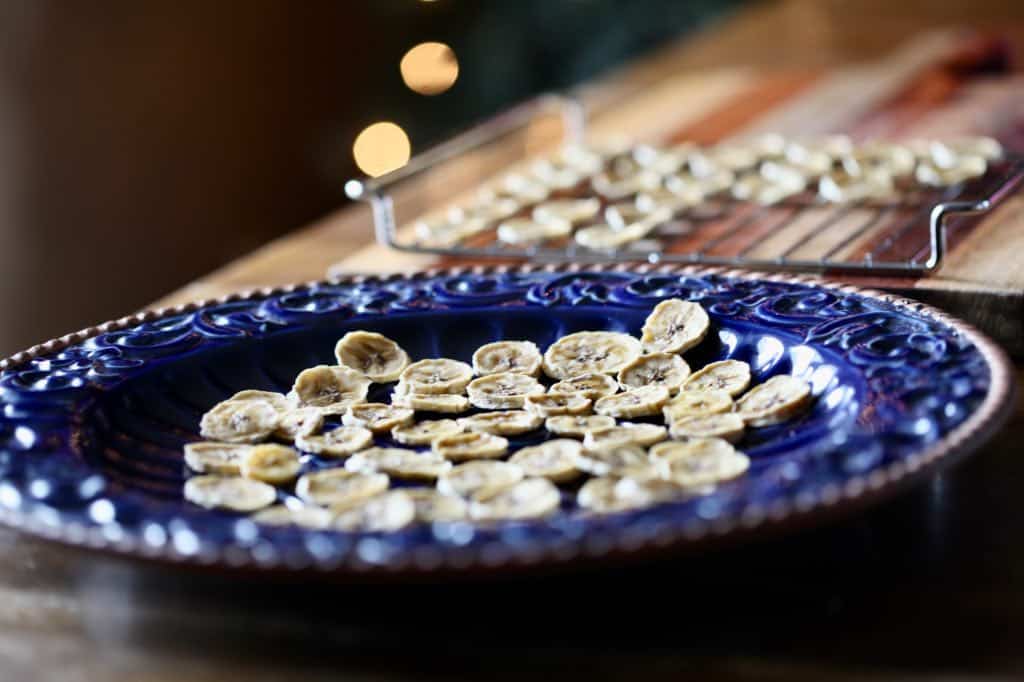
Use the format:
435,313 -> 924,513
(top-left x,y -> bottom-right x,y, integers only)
0,265 -> 1012,576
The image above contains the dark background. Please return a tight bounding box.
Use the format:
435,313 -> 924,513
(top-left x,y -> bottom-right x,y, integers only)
0,0 -> 738,356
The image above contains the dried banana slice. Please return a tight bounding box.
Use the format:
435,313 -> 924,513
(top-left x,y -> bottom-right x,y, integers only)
735,374 -> 812,426
273,406 -> 323,441
292,365 -> 371,412
184,475 -> 277,512
334,331 -> 410,383
295,469 -> 389,507
342,402 -> 414,433
199,399 -> 280,444
542,331 -> 642,380
663,390 -> 733,421
469,478 -> 561,521
472,341 -> 543,377
229,390 -> 291,413
640,299 -> 710,354
399,358 -> 474,395
592,169 -> 661,199
593,385 -> 670,418
524,393 -> 591,418
915,155 -> 987,187
578,477 -> 644,513
458,410 -> 543,436
391,389 -> 471,414
466,372 -> 545,409
649,438 -> 749,487
682,360 -> 751,396
251,505 -> 332,529
437,460 -> 524,498
583,422 -> 668,451
240,443 -> 302,484
668,413 -> 746,443
617,352 -> 691,393
528,159 -> 584,190
544,414 -> 616,438
576,444 -> 656,478
532,198 -> 601,226
333,491 -> 416,533
183,442 -> 251,475
612,477 -> 693,508
548,372 -> 619,400
295,425 -> 373,457
574,221 -> 651,250
391,419 -> 463,446
432,431 -> 509,461
344,446 -> 452,481
497,218 -> 571,245
404,488 -> 469,523
508,439 -> 582,483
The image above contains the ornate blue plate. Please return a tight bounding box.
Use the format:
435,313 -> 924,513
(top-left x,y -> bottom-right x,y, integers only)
0,265 -> 1012,576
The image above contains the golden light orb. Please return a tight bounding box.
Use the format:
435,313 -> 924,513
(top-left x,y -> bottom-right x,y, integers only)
352,122 -> 411,177
400,42 -> 459,96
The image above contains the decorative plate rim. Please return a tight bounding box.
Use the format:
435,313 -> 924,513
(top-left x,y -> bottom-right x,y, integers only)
0,262 -> 1015,577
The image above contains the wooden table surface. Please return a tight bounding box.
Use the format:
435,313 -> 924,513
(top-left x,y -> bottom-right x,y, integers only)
10,2 -> 1024,680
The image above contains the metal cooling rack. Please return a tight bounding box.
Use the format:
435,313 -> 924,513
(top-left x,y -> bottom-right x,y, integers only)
345,95 -> 1024,275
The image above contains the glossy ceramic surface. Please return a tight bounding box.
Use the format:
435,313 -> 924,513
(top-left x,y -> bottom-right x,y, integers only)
0,265 -> 1012,575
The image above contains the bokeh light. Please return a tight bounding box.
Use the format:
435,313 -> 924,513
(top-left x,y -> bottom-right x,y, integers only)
400,42 -> 459,96
353,122 -> 411,177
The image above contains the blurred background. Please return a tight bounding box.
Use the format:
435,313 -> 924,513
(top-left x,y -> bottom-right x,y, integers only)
1,0 -> 1023,358
0,0 -> 738,356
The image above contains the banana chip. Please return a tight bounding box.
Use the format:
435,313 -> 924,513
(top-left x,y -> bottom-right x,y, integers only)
617,352 -> 691,393
333,491 -> 415,533
576,444 -> 655,478
542,331 -> 642,380
399,358 -> 474,395
458,410 -> 543,435
292,365 -> 371,412
391,389 -> 471,414
508,439 -> 582,483
497,218 -> 571,245
544,414 -> 616,438
532,198 -> 601,226
663,390 -> 733,421
437,460 -> 524,498
593,385 -> 669,418
240,443 -> 302,484
184,475 -> 277,512
229,390 -> 291,413
251,504 -> 332,529
640,299 -> 710,354
200,399 -> 280,444
682,360 -> 751,396
735,374 -> 812,426
295,469 -> 389,507
524,393 -> 592,418
548,372 -> 619,400
583,422 -> 667,451
432,431 -> 509,461
334,331 -> 410,383
472,341 -> 543,377
470,478 -> 561,521
345,446 -> 452,481
649,438 -> 749,487
466,372 -> 545,409
295,425 -> 373,457
183,442 -> 251,475
342,402 -> 414,433
668,413 -> 745,443
391,419 -> 463,446
404,488 -> 469,522
274,406 -> 323,441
